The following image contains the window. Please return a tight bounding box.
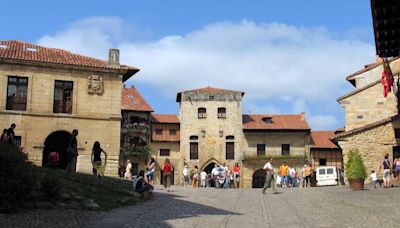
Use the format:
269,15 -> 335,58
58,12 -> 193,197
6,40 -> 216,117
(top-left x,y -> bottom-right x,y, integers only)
198,107 -> 207,118
319,158 -> 327,166
190,135 -> 198,140
14,136 -> 22,148
319,169 -> 326,175
257,144 -> 266,156
190,142 -> 198,159
226,142 -> 234,159
218,107 -> 226,118
169,129 -> 177,135
6,76 -> 28,111
155,129 -> 163,135
327,168 -> 334,174
130,116 -> 140,124
281,144 -> 290,156
262,117 -> 273,124
395,129 -> 400,138
160,149 -> 170,156
226,135 -> 234,140
53,80 -> 73,114
209,95 -> 215,101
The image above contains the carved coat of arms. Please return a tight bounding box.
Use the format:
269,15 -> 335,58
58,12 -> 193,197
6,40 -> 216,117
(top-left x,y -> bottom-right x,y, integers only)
88,75 -> 104,95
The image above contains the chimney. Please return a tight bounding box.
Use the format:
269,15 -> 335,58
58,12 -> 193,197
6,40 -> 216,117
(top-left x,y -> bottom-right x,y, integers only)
108,48 -> 120,67
300,112 -> 305,121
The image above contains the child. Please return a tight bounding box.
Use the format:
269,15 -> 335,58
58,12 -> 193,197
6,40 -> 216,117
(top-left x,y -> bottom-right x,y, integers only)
370,170 -> 378,189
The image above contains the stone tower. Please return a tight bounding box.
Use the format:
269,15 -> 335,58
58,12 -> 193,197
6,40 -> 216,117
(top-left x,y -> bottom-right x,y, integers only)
176,87 -> 245,171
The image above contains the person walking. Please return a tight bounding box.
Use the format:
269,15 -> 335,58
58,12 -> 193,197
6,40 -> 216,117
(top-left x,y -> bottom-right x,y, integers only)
124,160 -> 132,179
200,170 -> 207,187
192,165 -> 199,188
393,156 -> 400,187
279,161 -> 289,187
91,141 -> 107,185
66,129 -> 79,174
224,164 -> 232,189
380,153 -> 392,188
6,123 -> 16,145
182,165 -> 190,187
162,158 -> 173,192
262,158 -> 277,194
233,162 -> 240,188
304,164 -> 313,187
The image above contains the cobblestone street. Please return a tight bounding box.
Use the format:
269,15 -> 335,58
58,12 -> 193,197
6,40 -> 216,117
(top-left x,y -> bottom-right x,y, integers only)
85,185 -> 400,228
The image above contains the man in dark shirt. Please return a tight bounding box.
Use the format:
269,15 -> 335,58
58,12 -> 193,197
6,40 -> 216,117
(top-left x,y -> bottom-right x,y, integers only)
6,123 -> 16,145
66,129 -> 79,173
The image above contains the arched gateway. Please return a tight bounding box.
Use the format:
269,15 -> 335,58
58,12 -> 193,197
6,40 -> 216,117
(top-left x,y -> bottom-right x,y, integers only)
201,158 -> 222,174
42,130 -> 72,169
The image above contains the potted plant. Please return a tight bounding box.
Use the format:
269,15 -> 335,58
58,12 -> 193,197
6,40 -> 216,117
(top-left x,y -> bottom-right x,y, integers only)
345,149 -> 367,191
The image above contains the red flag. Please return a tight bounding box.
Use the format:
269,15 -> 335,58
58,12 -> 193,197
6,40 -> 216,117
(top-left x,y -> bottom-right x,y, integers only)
382,59 -> 393,97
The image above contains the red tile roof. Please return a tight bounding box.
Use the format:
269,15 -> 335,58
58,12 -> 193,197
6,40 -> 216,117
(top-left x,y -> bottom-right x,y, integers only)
151,114 -> 180,123
345,57 -> 399,81
121,85 -> 153,112
310,131 -> 338,149
242,114 -> 310,131
0,40 -> 139,73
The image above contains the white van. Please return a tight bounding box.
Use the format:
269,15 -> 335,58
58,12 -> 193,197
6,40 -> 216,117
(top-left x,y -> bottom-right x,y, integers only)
316,166 -> 338,186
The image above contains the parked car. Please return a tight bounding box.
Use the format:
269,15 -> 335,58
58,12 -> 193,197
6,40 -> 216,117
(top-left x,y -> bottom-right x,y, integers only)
316,166 -> 338,186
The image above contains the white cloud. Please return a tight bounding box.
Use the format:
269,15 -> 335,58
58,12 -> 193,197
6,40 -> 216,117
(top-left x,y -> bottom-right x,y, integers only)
37,17 -> 375,130
308,115 -> 340,130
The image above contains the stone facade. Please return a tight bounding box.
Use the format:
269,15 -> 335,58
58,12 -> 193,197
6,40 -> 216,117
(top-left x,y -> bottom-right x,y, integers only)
336,121 -> 398,183
0,41 -> 138,176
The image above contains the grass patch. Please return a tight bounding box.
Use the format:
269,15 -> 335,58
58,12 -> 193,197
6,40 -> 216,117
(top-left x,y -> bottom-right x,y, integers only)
32,166 -> 143,211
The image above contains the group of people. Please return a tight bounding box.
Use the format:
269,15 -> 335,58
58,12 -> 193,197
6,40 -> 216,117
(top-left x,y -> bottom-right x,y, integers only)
262,158 -> 314,194
182,162 -> 241,189
370,153 -> 400,188
276,161 -> 313,188
125,157 -> 158,195
1,123 -> 16,145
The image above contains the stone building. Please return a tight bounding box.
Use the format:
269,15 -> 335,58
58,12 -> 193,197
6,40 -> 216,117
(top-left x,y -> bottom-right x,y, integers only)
146,87 -> 311,187
332,57 -> 400,182
0,40 -> 139,175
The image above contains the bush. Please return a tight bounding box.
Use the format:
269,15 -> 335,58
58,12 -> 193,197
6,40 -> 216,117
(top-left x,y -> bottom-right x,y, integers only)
40,173 -> 61,200
0,143 -> 35,212
345,149 -> 367,180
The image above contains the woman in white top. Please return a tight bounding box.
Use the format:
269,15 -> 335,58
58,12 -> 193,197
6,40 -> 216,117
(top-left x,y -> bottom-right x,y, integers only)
124,160 -> 132,179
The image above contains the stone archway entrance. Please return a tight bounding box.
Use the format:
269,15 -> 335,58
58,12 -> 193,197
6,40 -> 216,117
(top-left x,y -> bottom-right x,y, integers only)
252,169 -> 267,188
42,130 -> 72,169
203,162 -> 216,174
201,158 -> 222,174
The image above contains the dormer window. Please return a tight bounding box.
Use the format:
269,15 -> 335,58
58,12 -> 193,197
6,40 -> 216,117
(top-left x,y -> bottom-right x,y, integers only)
218,107 -> 226,118
262,117 -> 273,124
198,107 -> 207,118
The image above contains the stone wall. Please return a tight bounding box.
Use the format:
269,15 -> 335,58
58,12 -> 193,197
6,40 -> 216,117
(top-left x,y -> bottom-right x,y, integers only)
337,121 -> 397,183
179,90 -> 244,175
0,63 -> 123,175
242,131 -> 308,157
340,81 -> 397,131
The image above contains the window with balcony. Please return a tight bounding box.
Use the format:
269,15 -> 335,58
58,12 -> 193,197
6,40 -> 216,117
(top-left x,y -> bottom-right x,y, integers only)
198,107 -> 207,118
155,129 -> 163,135
6,76 -> 28,111
169,129 -> 177,135
53,80 -> 73,114
218,107 -> 226,118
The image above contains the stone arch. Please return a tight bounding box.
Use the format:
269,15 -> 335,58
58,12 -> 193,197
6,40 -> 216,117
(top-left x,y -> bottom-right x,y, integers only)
42,130 -> 72,169
252,169 -> 267,188
200,158 -> 222,174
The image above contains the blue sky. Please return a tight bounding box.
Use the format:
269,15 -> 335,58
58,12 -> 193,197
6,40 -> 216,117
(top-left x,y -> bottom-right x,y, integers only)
0,0 -> 377,130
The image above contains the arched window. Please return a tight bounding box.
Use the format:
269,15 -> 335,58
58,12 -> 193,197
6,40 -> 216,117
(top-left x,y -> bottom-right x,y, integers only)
190,135 -> 198,140
226,135 -> 234,140
198,108 -> 207,118
218,107 -> 226,118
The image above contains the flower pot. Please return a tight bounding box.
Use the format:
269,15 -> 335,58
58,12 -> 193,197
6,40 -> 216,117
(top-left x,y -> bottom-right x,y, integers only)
349,179 -> 364,191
